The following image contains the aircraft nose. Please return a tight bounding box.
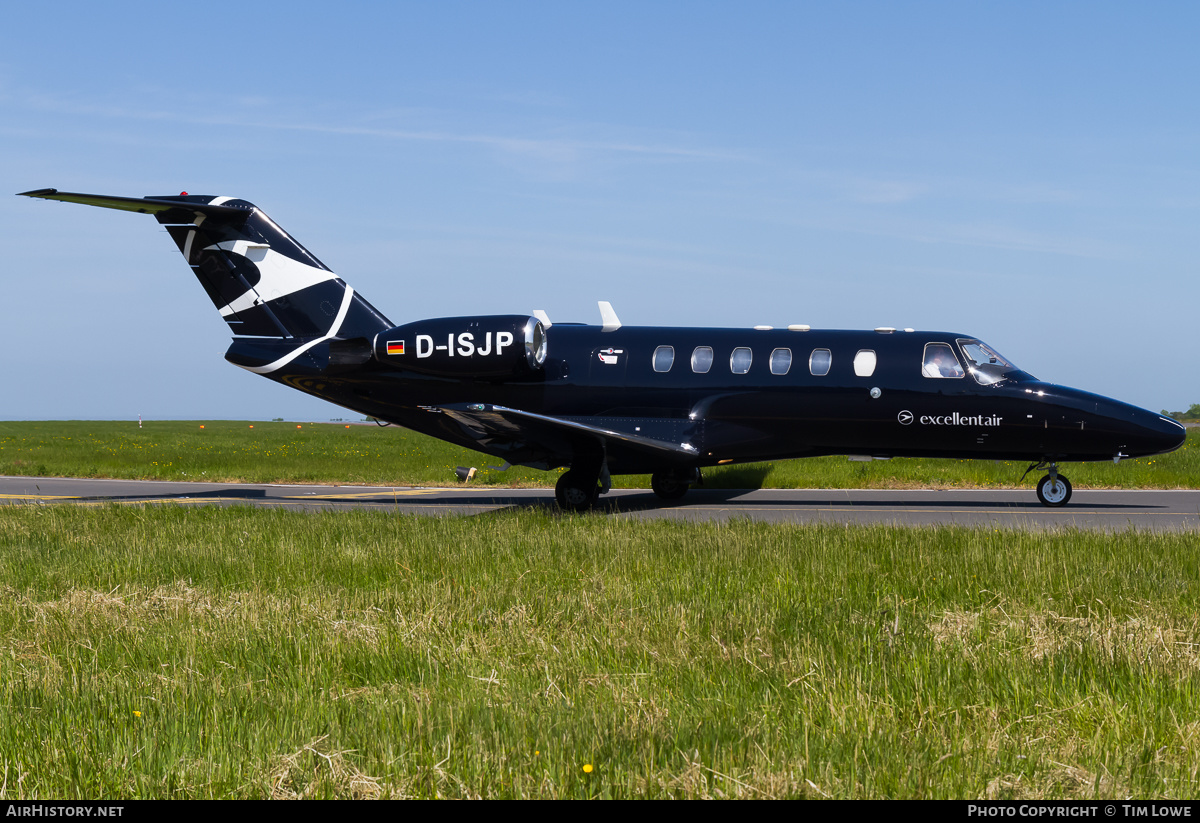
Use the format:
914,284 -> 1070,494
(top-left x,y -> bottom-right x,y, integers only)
1123,407 -> 1187,457
1148,412 -> 1187,454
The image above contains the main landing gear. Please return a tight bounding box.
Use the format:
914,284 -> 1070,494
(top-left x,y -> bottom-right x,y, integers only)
1024,461 -> 1073,507
554,465 -> 701,511
651,468 -> 701,501
555,469 -> 601,512
554,457 -> 612,512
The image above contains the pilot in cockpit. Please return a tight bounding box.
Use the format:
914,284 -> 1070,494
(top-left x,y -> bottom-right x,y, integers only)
923,344 -> 965,378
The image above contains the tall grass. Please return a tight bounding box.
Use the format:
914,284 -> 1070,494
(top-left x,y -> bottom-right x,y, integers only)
1,421 -> 1196,490
1,505 -> 1198,798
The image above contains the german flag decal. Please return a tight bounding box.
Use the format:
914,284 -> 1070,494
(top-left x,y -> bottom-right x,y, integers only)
386,340 -> 405,356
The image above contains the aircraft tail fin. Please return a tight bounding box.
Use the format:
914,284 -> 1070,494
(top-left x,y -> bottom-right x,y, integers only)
19,189 -> 392,344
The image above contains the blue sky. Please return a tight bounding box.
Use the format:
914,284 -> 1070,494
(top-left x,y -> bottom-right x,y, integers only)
3,1 -> 1197,419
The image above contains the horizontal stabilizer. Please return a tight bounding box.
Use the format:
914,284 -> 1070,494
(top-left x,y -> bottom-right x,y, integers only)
18,189 -> 250,221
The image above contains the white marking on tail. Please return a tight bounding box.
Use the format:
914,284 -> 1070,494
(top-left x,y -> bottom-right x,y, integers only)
212,242 -> 337,317
236,286 -> 356,375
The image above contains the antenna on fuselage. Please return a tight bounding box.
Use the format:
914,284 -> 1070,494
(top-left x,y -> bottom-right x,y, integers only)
598,301 -> 621,332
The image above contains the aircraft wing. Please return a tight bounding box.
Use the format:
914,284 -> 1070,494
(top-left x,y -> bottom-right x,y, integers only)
435,403 -> 699,470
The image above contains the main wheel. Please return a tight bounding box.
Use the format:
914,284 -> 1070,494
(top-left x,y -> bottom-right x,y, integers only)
651,471 -> 690,501
555,470 -> 599,512
1036,474 -> 1072,507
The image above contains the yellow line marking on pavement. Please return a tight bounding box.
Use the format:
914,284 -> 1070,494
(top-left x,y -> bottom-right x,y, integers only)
281,490 -> 440,499
0,493 -> 80,500
667,505 -> 1196,518
255,500 -> 510,511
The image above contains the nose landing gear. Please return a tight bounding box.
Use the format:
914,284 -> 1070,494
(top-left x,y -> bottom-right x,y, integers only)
1024,461 -> 1073,507
1036,472 -> 1072,507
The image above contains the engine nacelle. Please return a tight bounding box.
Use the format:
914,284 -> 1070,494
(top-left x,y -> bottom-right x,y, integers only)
374,315 -> 547,378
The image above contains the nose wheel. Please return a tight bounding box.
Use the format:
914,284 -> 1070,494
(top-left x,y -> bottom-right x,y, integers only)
1022,461 -> 1074,507
1036,473 -> 1072,507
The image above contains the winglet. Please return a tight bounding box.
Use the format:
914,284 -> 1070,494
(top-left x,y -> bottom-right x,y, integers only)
532,309 -> 553,328
598,301 -> 621,332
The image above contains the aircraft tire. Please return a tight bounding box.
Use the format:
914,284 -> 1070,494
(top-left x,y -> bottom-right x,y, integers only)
1036,474 -> 1072,507
651,471 -> 690,501
555,470 -> 599,512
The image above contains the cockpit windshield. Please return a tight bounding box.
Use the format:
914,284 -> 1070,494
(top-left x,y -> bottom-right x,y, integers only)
956,339 -> 1028,385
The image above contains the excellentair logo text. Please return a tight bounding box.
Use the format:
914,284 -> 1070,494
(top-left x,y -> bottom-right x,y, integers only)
920,413 -> 1003,426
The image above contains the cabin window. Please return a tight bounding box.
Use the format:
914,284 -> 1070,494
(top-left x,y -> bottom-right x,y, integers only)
769,348 -> 792,375
731,347 -> 753,374
922,343 -> 964,379
652,346 -> 675,373
853,350 -> 877,377
691,346 -> 713,373
809,349 -> 832,376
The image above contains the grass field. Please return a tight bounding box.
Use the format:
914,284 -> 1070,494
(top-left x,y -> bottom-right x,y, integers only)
0,506 -> 1198,799
1,420 -> 1197,490
1,421 -> 1197,798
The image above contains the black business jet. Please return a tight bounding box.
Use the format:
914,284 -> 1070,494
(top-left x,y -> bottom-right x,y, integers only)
20,189 -> 1186,511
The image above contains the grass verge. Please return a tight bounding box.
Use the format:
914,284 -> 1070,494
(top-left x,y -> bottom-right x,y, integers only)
1,505 -> 1198,798
0,421 -> 1197,489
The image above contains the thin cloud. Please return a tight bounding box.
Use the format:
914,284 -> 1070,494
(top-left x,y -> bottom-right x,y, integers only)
11,89 -> 743,163
840,178 -> 927,204
829,212 -> 1124,259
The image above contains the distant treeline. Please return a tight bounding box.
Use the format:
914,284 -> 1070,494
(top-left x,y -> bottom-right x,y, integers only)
1162,404 -> 1200,421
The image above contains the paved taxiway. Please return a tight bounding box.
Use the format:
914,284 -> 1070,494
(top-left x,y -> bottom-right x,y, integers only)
1,476 -> 1197,530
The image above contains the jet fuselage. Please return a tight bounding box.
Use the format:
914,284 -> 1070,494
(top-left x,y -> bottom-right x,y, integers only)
264,324 -> 1185,475
20,188 -> 1185,508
